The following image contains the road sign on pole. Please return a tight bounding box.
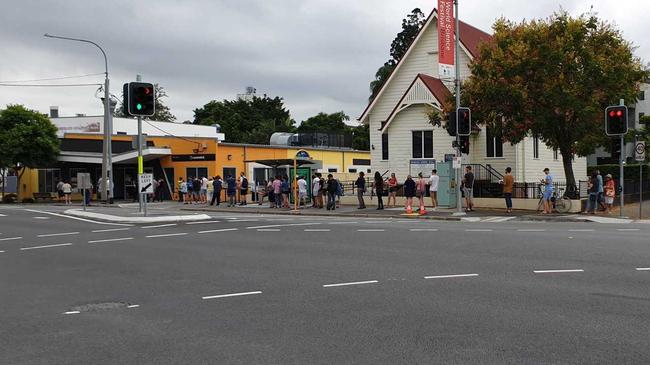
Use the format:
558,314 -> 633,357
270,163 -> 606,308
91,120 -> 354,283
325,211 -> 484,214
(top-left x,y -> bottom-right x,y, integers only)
635,141 -> 646,162
139,173 -> 154,194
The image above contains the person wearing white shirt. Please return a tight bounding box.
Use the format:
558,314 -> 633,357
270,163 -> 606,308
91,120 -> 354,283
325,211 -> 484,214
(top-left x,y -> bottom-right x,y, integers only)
311,175 -> 320,208
298,176 -> 307,207
429,169 -> 440,210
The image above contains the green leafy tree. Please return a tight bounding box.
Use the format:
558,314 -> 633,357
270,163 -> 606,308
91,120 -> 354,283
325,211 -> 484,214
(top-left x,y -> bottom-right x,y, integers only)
193,95 -> 295,144
462,11 -> 648,189
0,105 -> 60,198
116,83 -> 176,122
297,111 -> 370,150
369,8 -> 426,100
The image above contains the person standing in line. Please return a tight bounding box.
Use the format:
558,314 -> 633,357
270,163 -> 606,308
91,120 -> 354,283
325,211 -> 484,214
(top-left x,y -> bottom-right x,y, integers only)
310,175 -> 318,207
429,169 -> 439,211
206,176 -> 214,204
314,173 -> 324,209
604,174 -> 615,214
502,167 -> 514,213
281,175 -> 291,208
416,173 -> 427,213
596,169 -> 605,211
62,180 -> 72,205
239,172 -> 249,206
387,173 -> 398,208
272,175 -> 282,208
298,176 -> 308,208
211,176 -> 223,206
355,171 -> 366,209
463,166 -> 475,212
257,180 -> 267,205
226,174 -> 236,207
151,178 -> 159,202
326,174 -> 338,210
373,171 -> 384,210
193,177 -> 202,205
335,177 -> 343,208
584,170 -> 600,214
403,175 -> 416,212
180,178 -> 188,204
56,180 -> 64,203
200,176 -> 209,204
186,176 -> 194,204
540,168 -> 553,214
267,179 -> 275,208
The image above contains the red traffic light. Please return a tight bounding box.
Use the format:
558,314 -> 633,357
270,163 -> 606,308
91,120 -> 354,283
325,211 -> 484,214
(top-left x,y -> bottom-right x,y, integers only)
616,110 -> 623,117
609,111 -> 616,117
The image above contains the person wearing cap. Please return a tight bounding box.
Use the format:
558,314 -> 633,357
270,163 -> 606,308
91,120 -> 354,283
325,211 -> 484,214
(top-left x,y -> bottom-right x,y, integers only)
541,168 -> 553,214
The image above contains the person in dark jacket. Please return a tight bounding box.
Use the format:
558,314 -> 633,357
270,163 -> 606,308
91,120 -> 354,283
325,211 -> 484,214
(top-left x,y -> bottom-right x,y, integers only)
355,172 -> 366,209
192,177 -> 201,205
403,175 -> 416,211
226,175 -> 236,207
373,171 -> 384,210
326,174 -> 338,211
211,176 -> 223,206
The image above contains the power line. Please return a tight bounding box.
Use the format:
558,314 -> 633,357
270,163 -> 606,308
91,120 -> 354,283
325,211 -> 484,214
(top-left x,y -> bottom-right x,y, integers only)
0,83 -> 102,87
0,73 -> 104,83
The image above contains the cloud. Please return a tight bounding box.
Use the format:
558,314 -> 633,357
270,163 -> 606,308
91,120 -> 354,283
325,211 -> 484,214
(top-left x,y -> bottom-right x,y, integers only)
1,0 -> 648,125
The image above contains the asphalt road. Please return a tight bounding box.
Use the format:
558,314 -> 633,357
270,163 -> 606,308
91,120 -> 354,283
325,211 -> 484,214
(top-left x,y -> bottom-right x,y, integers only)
1,205 -> 650,364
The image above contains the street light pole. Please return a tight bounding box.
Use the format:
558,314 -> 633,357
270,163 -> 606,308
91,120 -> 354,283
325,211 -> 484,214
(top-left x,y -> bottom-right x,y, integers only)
454,0 -> 464,215
44,33 -> 113,203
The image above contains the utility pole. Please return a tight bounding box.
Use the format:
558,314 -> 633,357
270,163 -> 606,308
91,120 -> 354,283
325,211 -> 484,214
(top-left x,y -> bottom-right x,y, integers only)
44,34 -> 113,203
136,74 -> 145,215
454,0 -> 464,215
619,99 -> 625,218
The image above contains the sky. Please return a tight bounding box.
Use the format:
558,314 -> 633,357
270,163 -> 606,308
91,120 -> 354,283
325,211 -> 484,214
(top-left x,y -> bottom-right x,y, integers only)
1,0 -> 648,126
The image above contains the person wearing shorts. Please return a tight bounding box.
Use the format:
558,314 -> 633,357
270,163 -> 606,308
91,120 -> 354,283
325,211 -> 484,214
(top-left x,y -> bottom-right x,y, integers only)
604,174 -> 615,214
462,166 -> 475,212
429,169 -> 439,210
541,168 -> 553,214
387,173 -> 398,207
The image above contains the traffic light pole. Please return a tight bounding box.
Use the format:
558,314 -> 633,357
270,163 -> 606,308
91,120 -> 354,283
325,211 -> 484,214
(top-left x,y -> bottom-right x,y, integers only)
454,0 -> 464,215
619,99 -> 625,218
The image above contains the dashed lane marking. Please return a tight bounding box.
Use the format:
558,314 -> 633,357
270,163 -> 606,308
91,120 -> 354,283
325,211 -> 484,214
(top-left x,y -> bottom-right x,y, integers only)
0,250 -> 5,253
304,229 -> 331,232
202,291 -> 262,300
198,228 -> 239,234
465,229 -> 493,232
0,236 -> 22,241
617,229 -> 640,232
20,243 -> 72,251
636,268 -> 650,271
424,273 -> 479,279
246,223 -> 318,230
185,221 -> 220,225
568,229 -> 595,232
410,228 -> 439,232
323,280 -> 379,288
0,213 -> 6,217
145,233 -> 188,238
517,229 -> 546,232
141,224 -> 177,229
37,232 -> 80,238
88,237 -> 134,244
91,228 -> 131,233
328,221 -> 357,225
356,229 -> 385,232
127,304 -> 140,308
64,311 -> 80,315
533,269 -> 584,274
33,217 -> 50,220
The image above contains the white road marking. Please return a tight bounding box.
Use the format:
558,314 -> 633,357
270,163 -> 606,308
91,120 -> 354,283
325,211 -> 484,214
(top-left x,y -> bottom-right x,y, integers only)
186,220 -> 220,225
64,311 -> 80,315
323,280 -> 379,288
141,223 -> 177,229
145,233 -> 188,238
533,269 -> 584,274
568,229 -> 594,232
304,229 -> 331,232
0,236 -> 22,241
482,216 -> 515,223
329,221 -> 357,225
88,237 -> 134,244
0,250 -> 5,253
617,229 -> 640,232
517,229 -> 546,232
410,228 -> 439,232
91,228 -> 131,233
198,228 -> 239,234
20,243 -> 72,251
365,221 -> 392,224
465,229 -> 493,232
202,291 -> 262,300
246,223 -> 318,230
127,304 -> 140,308
0,213 -> 6,217
357,229 -> 385,232
23,209 -> 132,226
37,232 -> 80,238
636,268 -> 650,271
424,273 -> 479,279
257,229 -> 280,232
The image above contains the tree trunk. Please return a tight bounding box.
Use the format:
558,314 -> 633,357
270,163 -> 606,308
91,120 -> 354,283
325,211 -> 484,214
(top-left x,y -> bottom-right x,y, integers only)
16,167 -> 25,202
560,148 -> 577,198
1,169 -> 5,198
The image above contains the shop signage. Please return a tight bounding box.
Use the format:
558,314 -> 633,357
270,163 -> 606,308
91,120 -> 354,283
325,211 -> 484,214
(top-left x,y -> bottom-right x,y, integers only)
171,154 -> 216,162
438,0 -> 455,78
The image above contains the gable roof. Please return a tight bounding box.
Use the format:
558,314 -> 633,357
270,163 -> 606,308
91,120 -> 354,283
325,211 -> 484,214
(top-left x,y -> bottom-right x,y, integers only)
379,74 -> 452,133
358,9 -> 492,123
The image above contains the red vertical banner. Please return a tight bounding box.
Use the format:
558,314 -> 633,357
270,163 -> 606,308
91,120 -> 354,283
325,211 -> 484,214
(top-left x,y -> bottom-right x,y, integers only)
438,0 -> 455,78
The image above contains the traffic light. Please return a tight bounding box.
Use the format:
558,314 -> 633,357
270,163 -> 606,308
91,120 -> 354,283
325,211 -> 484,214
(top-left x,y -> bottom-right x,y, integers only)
124,82 -> 155,117
457,107 -> 471,136
460,135 -> 470,154
611,138 -> 622,160
605,105 -> 628,136
446,111 -> 457,136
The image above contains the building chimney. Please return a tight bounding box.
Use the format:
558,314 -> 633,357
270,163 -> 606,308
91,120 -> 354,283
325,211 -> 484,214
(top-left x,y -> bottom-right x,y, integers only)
49,106 -> 59,118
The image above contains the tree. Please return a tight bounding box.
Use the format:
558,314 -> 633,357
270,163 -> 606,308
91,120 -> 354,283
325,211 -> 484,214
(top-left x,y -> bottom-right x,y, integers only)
369,8 -> 426,100
297,111 -> 349,133
193,95 -> 295,144
115,83 -> 176,122
0,105 -> 60,199
461,11 -> 648,190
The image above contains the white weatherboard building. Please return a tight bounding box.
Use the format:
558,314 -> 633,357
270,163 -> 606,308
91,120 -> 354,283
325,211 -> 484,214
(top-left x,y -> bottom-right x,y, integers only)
358,9 -> 587,184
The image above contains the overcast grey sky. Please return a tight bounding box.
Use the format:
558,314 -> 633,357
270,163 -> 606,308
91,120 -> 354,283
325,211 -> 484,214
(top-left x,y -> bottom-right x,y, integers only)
0,0 -> 648,125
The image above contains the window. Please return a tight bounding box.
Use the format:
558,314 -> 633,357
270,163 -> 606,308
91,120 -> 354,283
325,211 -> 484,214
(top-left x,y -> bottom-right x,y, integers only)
187,167 -> 209,180
640,91 -> 645,101
640,112 -> 646,124
381,133 -> 389,160
553,149 -> 559,161
38,168 -> 60,193
533,137 -> 540,159
348,168 -> 357,173
412,131 -> 434,158
221,167 -> 235,179
328,168 -> 338,173
486,127 -> 503,158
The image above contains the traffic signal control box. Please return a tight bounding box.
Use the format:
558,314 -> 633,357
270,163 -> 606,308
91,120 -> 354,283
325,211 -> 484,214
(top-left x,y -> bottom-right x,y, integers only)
124,82 -> 155,117
605,105 -> 628,136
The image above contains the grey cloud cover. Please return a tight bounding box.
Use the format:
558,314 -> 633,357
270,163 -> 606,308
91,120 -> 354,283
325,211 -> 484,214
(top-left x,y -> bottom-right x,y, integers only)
1,0 -> 648,124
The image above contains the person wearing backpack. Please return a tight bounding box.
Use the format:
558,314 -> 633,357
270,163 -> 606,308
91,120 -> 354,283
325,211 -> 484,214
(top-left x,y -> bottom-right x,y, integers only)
326,174 -> 338,211
239,172 -> 249,206
281,175 -> 291,208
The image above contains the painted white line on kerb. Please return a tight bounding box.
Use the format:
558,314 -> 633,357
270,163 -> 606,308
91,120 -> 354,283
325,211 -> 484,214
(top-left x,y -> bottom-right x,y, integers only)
304,229 -> 331,232
465,229 -> 493,232
410,229 -> 439,232
64,311 -> 80,315
20,243 -> 72,251
517,229 -> 546,232
202,291 -> 262,300
186,220 -> 220,225
145,233 -> 188,238
636,268 -> 650,271
88,237 -> 134,244
246,223 -> 318,230
37,232 -> 80,238
618,229 -> 640,232
323,280 -> 379,288
533,269 -> 584,274
141,224 -> 177,229
127,304 -> 140,308
198,228 -> 239,234
23,209 -> 132,226
91,228 -> 131,233
424,273 -> 479,279
0,236 -> 22,241
568,229 -> 594,232
357,229 -> 385,232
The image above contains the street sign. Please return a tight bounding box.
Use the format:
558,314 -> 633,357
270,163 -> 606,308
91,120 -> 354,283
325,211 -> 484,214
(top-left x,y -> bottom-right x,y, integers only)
453,157 -> 461,169
635,141 -> 646,162
139,173 -> 154,194
77,173 -> 92,189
